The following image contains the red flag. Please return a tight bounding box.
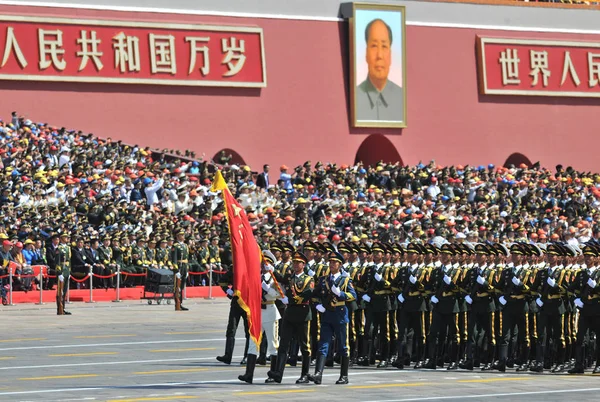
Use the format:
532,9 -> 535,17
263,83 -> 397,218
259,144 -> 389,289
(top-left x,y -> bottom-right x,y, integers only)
211,171 -> 262,349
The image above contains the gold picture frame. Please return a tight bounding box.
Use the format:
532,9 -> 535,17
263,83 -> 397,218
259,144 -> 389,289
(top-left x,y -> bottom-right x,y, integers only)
350,3 -> 407,128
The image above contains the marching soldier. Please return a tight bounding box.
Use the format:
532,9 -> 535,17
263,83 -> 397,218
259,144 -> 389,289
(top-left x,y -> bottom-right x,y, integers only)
309,251 -> 357,385
569,244 -> 600,374
171,229 -> 190,311
56,232 -> 72,315
530,244 -> 566,373
424,244 -> 460,370
266,251 -> 314,384
238,250 -> 283,384
393,243 -> 427,369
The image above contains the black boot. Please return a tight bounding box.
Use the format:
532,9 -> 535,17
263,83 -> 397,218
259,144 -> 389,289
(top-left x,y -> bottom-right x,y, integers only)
568,364 -> 584,374
266,351 -> 287,384
493,358 -> 506,373
296,355 -> 311,384
217,337 -> 235,364
336,355 -> 349,384
264,354 -> 278,383
238,354 -> 257,384
309,355 -> 326,384
256,353 -> 267,366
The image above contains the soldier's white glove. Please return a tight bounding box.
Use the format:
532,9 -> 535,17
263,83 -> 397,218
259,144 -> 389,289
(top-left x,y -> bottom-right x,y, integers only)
574,298 -> 584,309
307,269 -> 315,277
397,293 -> 405,303
499,296 -> 507,306
261,281 -> 270,292
281,296 -> 289,305
464,295 -> 473,305
431,295 -> 439,304
362,294 -> 371,303
58,274 -> 64,283
374,273 -> 383,282
331,285 -> 341,296
316,304 -> 326,313
476,276 -> 485,285
536,297 -> 544,307
176,272 -> 182,279
409,275 -> 417,284
444,275 -> 452,285
512,277 -> 521,286
547,277 -> 556,287
226,288 -> 234,297
587,278 -> 597,288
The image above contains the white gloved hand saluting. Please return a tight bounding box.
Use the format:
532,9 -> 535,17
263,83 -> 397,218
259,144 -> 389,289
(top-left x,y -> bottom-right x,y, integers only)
536,297 -> 544,307
307,269 -> 315,277
498,296 -> 507,306
397,294 -> 405,303
588,278 -> 597,288
431,295 -> 439,304
547,277 -> 556,287
574,298 -> 584,309
409,275 -> 417,284
512,277 -> 521,286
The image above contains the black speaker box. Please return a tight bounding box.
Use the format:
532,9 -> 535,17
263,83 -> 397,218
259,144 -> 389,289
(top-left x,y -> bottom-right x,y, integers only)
146,267 -> 174,284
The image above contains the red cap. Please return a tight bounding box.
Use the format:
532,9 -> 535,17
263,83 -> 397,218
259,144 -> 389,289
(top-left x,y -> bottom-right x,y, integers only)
15,242 -> 23,248
332,234 -> 341,241
2,240 -> 12,247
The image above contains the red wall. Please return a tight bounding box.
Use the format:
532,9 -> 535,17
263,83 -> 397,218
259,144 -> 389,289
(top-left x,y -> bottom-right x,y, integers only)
1,5 -> 599,171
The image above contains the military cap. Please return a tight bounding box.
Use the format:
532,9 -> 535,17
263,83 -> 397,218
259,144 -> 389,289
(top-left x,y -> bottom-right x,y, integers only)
462,243 -> 475,255
148,238 -> 157,243
583,245 -> 598,256
371,242 -> 386,253
360,244 -> 371,254
495,243 -> 509,257
292,251 -> 308,264
328,251 -> 345,264
474,244 -> 489,255
160,238 -> 168,244
175,229 -> 185,236
546,244 -> 562,256
281,241 -> 295,252
530,244 -> 544,257
337,242 -> 352,253
392,243 -> 403,255
510,243 -> 524,255
269,241 -> 283,252
440,243 -> 454,255
323,242 -> 336,253
303,241 -> 318,252
406,243 -> 421,254
563,244 -> 577,257
262,249 -> 276,264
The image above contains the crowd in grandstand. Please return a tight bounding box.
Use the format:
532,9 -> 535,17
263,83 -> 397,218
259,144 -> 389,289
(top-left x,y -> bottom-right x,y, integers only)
0,112 -> 599,299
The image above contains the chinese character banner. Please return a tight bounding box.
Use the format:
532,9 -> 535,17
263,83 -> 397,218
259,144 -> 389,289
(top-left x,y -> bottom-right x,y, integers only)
477,36 -> 600,97
0,16 -> 266,87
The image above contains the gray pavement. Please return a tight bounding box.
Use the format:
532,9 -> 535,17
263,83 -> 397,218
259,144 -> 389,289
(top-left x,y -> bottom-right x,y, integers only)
0,299 -> 599,402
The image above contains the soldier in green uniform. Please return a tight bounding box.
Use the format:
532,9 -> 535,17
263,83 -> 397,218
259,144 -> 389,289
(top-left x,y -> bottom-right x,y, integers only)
130,236 -> 148,286
56,232 -> 72,315
171,229 -> 189,311
155,238 -> 171,269
146,238 -> 158,268
97,235 -> 116,288
119,234 -> 135,287
208,236 -> 222,286
196,238 -> 210,286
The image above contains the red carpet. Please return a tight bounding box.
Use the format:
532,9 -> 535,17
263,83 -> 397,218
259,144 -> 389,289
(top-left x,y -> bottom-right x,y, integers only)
7,286 -> 226,304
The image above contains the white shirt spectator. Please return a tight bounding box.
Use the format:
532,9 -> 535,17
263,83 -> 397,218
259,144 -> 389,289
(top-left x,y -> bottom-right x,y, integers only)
144,178 -> 164,206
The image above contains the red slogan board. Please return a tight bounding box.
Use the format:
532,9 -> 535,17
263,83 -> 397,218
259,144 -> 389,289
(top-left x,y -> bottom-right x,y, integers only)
0,15 -> 266,87
477,36 -> 600,97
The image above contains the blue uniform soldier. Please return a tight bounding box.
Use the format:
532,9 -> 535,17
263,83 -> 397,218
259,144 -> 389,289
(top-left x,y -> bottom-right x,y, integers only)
309,251 -> 357,385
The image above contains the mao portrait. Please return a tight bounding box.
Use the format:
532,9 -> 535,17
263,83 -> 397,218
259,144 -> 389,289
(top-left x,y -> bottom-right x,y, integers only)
351,4 -> 407,128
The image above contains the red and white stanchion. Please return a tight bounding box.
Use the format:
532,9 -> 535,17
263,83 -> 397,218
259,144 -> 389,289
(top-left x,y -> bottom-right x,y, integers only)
113,266 -> 121,303
206,265 -> 214,300
87,267 -> 95,303
7,267 -> 14,306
